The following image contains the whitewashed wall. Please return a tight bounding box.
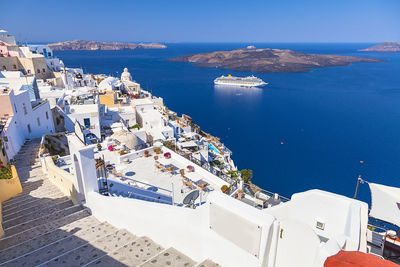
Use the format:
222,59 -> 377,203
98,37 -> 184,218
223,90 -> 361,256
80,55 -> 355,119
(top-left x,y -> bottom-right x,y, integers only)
87,191 -> 277,267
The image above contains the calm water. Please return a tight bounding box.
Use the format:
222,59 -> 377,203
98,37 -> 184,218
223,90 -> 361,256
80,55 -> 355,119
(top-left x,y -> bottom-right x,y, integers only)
55,43 -> 400,204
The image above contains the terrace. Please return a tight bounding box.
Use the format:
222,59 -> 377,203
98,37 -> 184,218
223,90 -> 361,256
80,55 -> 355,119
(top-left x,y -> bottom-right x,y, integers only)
94,145 -> 227,206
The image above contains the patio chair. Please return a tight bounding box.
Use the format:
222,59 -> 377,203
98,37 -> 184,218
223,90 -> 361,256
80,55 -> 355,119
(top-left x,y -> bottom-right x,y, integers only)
166,166 -> 175,176
180,169 -> 186,178
154,162 -> 163,173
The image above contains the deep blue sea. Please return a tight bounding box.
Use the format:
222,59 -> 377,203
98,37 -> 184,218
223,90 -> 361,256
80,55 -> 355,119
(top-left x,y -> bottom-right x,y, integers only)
55,43 -> 400,204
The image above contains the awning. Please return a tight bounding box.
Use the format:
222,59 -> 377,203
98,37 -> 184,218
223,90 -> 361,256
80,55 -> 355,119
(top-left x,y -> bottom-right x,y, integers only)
369,183 -> 400,226
180,141 -> 197,148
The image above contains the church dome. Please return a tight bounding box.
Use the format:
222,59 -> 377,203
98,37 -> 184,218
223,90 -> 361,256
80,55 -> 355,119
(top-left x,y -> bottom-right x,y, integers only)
111,129 -> 139,150
121,67 -> 132,82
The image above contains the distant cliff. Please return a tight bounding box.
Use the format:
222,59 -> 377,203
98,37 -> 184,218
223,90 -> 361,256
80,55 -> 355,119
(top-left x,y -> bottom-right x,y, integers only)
168,48 -> 383,73
48,40 -> 167,51
359,42 -> 400,52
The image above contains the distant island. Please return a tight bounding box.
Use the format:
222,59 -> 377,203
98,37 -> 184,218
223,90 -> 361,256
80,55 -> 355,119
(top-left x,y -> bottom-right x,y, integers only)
168,48 -> 383,73
48,40 -> 167,51
359,42 -> 400,52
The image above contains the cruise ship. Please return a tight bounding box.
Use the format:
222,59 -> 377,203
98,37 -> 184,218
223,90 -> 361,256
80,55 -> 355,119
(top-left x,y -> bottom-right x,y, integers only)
214,74 -> 268,87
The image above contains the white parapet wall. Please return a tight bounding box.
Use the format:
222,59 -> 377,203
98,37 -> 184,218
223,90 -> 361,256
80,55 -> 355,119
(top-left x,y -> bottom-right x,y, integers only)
43,156 -> 79,204
86,191 -> 278,267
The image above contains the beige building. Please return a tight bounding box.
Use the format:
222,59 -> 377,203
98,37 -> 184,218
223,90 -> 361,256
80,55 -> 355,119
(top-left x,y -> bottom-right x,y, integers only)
0,32 -> 55,81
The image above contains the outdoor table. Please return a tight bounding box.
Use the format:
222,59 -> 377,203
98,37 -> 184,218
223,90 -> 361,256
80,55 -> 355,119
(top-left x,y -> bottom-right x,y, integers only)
158,157 -> 171,166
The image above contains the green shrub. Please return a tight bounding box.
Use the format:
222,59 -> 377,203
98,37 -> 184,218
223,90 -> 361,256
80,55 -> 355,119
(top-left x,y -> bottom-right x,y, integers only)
128,124 -> 140,130
0,165 -> 13,179
240,169 -> 253,183
52,155 -> 58,164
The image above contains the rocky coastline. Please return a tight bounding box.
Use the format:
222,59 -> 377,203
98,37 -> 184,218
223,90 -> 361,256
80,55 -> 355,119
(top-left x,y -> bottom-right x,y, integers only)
359,42 -> 400,52
48,40 -> 167,51
168,48 -> 383,73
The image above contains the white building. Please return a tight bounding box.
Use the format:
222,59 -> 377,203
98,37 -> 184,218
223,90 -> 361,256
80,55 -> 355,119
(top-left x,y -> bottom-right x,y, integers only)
0,71 -> 39,101
0,82 -> 54,160
60,93 -> 101,139
133,98 -> 174,142
121,67 -> 141,95
98,76 -> 122,92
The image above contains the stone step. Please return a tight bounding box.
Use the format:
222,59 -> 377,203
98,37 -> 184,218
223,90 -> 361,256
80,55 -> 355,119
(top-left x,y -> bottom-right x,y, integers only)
139,247 -> 196,267
7,183 -> 57,201
14,160 -> 39,167
2,196 -> 70,221
2,183 -> 60,207
39,229 -> 137,266
15,172 -> 47,184
85,236 -> 164,267
4,205 -> 84,236
0,209 -> 91,250
195,259 -> 221,267
3,199 -> 74,229
2,191 -> 65,216
20,179 -> 52,191
0,215 -> 100,262
0,222 -> 117,266
18,176 -> 48,187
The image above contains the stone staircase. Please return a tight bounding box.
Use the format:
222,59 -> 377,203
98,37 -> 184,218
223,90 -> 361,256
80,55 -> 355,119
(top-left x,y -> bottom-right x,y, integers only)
0,140 -> 219,267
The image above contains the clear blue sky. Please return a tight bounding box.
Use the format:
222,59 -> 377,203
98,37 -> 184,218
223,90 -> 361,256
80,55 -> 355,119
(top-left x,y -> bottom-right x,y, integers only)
1,0 -> 399,43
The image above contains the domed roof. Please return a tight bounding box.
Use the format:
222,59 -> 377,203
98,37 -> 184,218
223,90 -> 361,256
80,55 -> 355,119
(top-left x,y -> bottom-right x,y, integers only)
121,67 -> 132,82
111,130 -> 139,150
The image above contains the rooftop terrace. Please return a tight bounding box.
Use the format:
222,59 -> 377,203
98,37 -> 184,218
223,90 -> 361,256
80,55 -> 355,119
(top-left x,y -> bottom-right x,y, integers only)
94,146 -> 227,206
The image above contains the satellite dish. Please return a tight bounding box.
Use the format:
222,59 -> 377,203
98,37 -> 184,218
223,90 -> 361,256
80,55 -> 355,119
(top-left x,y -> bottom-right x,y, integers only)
183,190 -> 199,209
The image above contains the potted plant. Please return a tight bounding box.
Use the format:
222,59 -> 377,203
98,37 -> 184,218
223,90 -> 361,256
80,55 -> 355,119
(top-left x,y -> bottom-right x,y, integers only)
153,147 -> 161,154
144,150 -> 149,157
237,189 -> 244,200
221,185 -> 231,195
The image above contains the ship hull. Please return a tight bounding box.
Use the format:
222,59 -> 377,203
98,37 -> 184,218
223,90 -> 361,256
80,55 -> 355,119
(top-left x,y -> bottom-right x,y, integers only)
214,81 -> 267,88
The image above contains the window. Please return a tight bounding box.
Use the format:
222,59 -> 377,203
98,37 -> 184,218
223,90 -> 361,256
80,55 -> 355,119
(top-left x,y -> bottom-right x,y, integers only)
37,117 -> 40,126
14,103 -> 17,113
27,69 -> 31,74
23,103 -> 27,115
83,118 -> 91,128
42,68 -> 45,73
37,69 -> 40,73
46,111 -> 49,119
2,66 -> 5,71
13,64 -> 16,69
27,124 -> 31,133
